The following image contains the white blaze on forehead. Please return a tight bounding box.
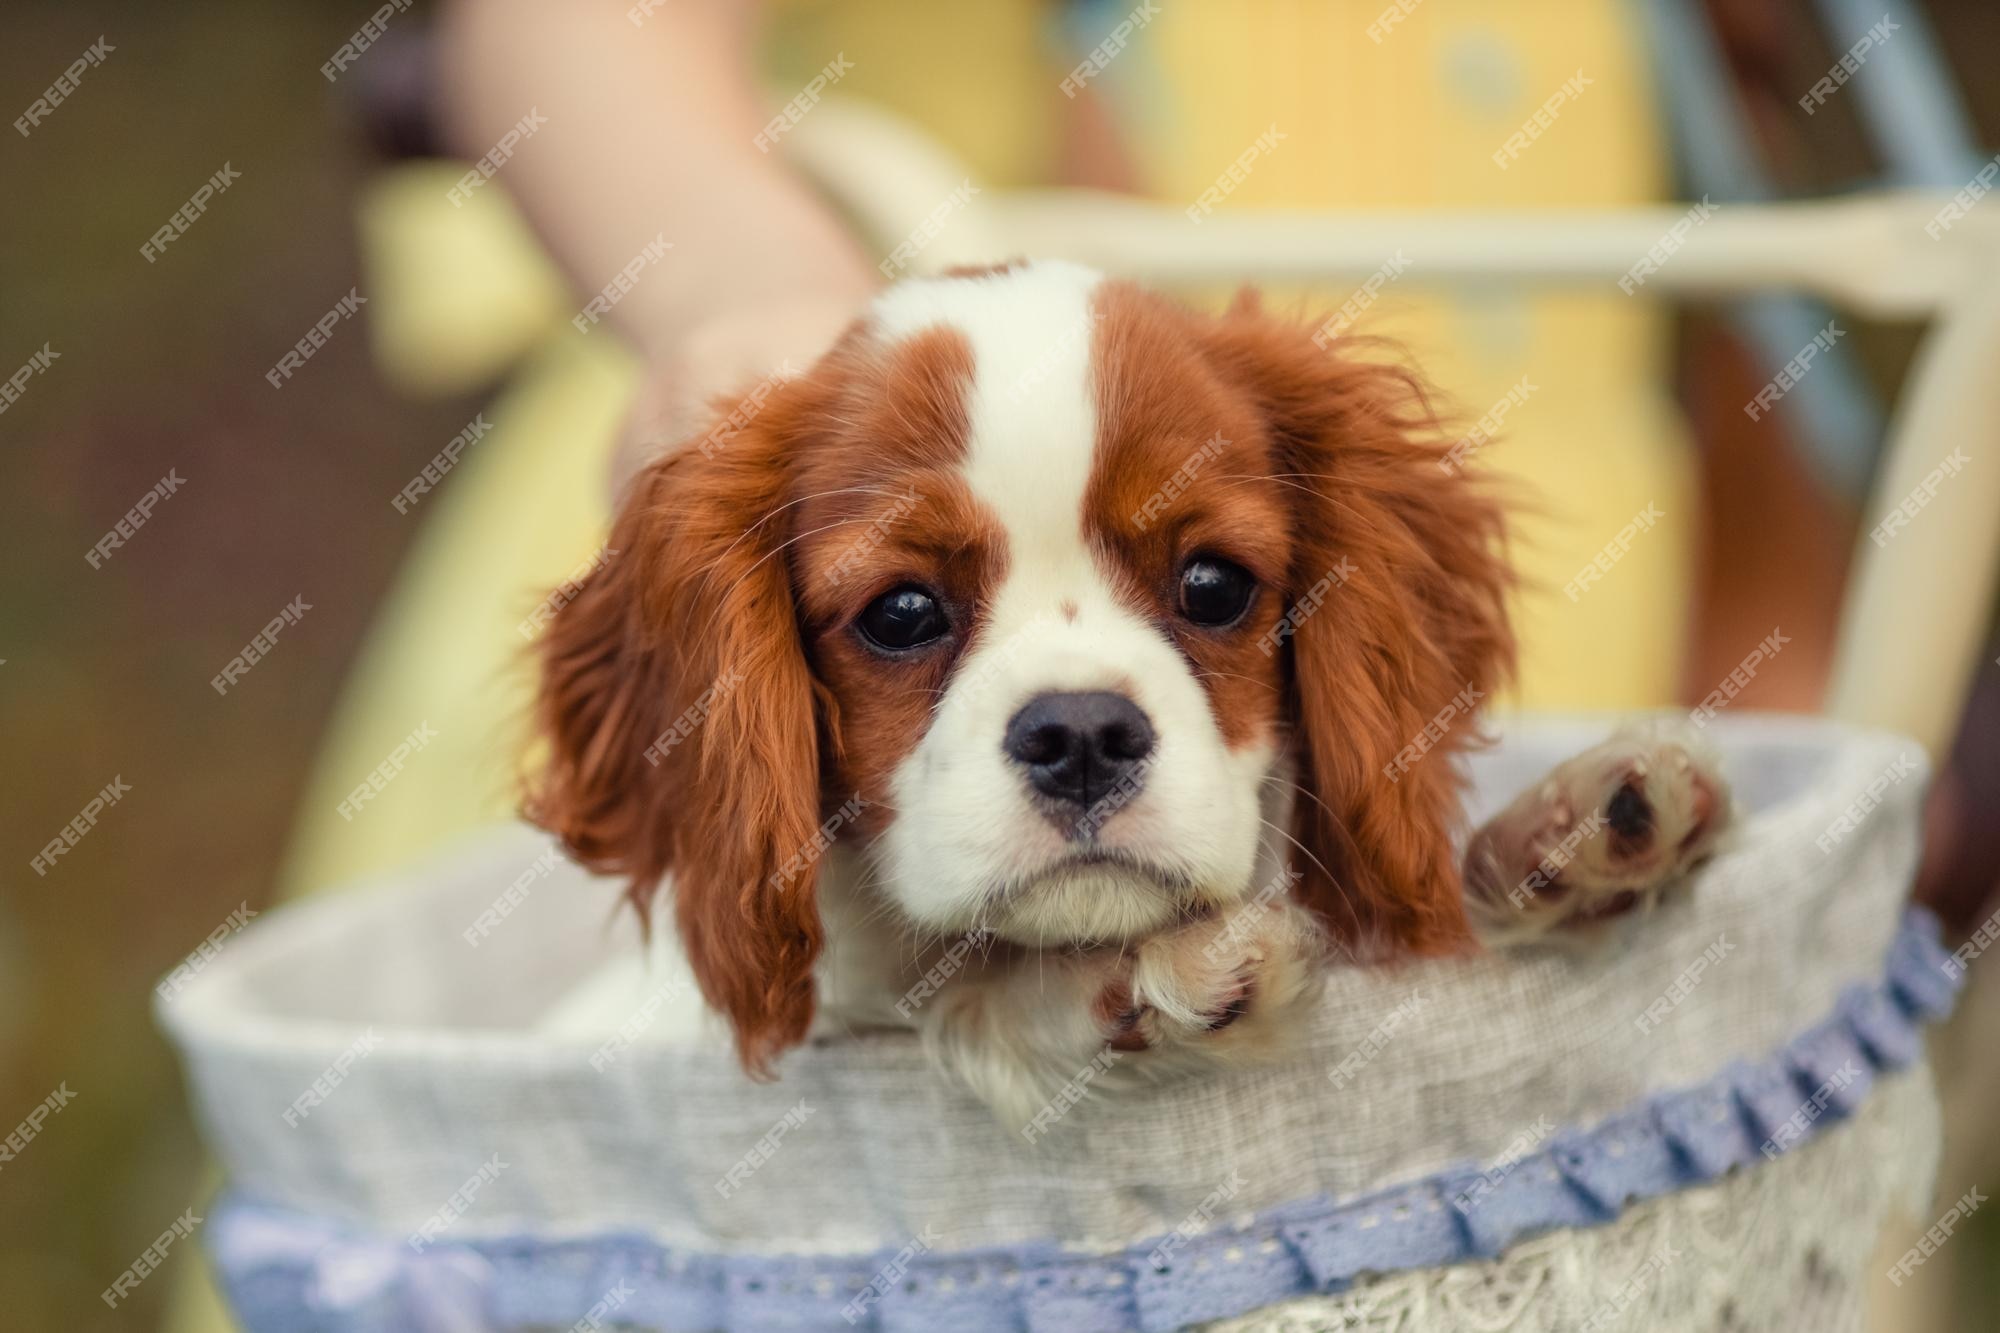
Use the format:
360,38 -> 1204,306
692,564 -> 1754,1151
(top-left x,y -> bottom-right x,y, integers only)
869,261 -> 1106,613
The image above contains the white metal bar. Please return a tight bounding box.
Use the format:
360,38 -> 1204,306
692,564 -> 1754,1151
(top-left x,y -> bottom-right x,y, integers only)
983,191 -> 1967,317
1826,276 -> 2000,755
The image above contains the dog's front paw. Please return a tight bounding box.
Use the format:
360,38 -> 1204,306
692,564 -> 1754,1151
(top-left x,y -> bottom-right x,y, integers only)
1094,903 -> 1321,1058
1466,719 -> 1734,946
1094,953 -> 1254,1054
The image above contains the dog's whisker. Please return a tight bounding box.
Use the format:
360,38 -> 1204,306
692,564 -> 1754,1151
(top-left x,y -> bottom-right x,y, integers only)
1252,469 -> 1473,498
1192,669 -> 1280,694
1213,476 -> 1372,532
676,485 -> 896,610
704,485 -> 898,563
1259,771 -> 1340,825
1257,813 -> 1360,937
688,515 -> 875,642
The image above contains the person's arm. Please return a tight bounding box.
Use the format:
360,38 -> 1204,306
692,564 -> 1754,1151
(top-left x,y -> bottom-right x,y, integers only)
436,0 -> 876,473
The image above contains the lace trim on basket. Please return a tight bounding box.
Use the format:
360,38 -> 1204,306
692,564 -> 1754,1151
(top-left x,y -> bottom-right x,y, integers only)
209,909 -> 1959,1333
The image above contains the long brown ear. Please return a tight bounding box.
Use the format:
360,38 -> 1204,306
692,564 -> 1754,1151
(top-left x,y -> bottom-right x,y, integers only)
526,403 -> 823,1074
1200,297 -> 1514,958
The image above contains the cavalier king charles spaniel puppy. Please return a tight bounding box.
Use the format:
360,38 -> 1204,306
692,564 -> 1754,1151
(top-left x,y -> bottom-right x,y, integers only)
528,261 -> 1729,1124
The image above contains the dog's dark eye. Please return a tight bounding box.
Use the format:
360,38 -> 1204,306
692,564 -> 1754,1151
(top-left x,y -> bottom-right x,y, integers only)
1178,557 -> 1256,627
858,586 -> 949,651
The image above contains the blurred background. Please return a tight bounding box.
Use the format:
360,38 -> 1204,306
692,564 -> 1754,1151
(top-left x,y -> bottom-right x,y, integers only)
5,0 -> 2000,1328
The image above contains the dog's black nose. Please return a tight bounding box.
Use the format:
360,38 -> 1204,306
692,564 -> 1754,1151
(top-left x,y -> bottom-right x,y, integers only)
1004,691 -> 1156,811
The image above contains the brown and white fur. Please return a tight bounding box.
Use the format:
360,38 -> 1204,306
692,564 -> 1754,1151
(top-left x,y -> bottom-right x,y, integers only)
527,262 -> 1731,1126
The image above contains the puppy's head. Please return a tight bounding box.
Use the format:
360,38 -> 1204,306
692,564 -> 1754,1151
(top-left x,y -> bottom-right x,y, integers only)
528,262 -> 1511,1072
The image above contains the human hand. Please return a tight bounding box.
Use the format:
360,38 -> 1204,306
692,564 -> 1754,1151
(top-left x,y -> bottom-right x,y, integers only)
610,294 -> 867,500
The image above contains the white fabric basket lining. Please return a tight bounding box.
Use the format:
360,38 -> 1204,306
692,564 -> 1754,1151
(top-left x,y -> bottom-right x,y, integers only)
159,714 -> 1954,1331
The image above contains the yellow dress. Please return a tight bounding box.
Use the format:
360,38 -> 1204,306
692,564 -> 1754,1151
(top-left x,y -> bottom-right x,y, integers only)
169,3 -> 1691,1326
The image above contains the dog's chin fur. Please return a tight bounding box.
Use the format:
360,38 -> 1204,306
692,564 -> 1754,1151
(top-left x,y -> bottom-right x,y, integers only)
980,859 -> 1238,948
